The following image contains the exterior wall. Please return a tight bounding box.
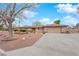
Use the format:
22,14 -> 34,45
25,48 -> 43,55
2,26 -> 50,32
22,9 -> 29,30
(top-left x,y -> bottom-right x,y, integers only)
35,27 -> 67,33
47,27 -> 61,33
35,27 -> 43,33
43,27 -> 68,33
61,27 -> 69,33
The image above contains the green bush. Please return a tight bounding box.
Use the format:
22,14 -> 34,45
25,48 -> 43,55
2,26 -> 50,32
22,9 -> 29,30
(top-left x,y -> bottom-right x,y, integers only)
14,29 -> 18,31
20,29 -> 26,32
0,28 -> 4,31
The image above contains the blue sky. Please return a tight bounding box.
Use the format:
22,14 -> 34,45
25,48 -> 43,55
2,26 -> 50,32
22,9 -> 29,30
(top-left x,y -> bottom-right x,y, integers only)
18,3 -> 79,26
0,3 -> 79,26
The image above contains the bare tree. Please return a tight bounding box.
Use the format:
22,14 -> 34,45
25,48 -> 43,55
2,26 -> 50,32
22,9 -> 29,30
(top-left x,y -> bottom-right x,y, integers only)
0,3 -> 38,40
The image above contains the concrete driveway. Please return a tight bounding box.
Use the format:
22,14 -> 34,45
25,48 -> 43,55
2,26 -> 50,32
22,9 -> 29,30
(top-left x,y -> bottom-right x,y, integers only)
5,33 -> 79,56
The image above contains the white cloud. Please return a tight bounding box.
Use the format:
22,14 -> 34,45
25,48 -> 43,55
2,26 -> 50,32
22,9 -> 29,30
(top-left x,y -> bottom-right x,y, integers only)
56,4 -> 79,14
39,18 -> 50,22
49,21 -> 54,24
55,4 -> 79,26
62,16 -> 79,26
22,10 -> 38,18
39,18 -> 50,25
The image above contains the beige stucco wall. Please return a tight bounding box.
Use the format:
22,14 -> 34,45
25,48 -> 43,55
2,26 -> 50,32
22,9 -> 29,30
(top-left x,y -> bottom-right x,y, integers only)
35,27 -> 68,33
47,27 -> 61,33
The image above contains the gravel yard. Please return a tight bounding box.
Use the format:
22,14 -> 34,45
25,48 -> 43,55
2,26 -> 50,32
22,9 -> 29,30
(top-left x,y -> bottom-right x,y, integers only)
0,31 -> 43,51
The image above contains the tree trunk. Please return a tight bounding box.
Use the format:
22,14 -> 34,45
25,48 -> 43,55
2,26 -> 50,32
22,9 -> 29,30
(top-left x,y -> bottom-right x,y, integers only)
8,21 -> 13,40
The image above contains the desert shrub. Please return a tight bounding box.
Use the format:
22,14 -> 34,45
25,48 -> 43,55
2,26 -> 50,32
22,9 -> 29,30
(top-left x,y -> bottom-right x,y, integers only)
14,29 -> 18,32
65,31 -> 70,33
42,30 -> 48,34
0,28 -> 4,31
0,28 -> 2,31
20,29 -> 26,32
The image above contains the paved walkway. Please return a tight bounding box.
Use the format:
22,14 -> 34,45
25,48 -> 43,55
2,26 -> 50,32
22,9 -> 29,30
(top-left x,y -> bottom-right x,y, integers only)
5,33 -> 79,56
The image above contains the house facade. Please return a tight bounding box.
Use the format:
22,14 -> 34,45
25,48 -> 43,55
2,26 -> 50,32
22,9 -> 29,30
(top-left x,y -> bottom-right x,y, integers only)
14,24 -> 68,33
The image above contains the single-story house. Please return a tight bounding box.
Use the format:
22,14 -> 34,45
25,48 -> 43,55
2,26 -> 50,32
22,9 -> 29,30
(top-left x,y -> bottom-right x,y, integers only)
14,24 -> 68,33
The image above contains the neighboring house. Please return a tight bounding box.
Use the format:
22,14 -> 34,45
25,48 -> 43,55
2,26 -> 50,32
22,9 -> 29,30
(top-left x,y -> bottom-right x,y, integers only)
14,24 -> 68,33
